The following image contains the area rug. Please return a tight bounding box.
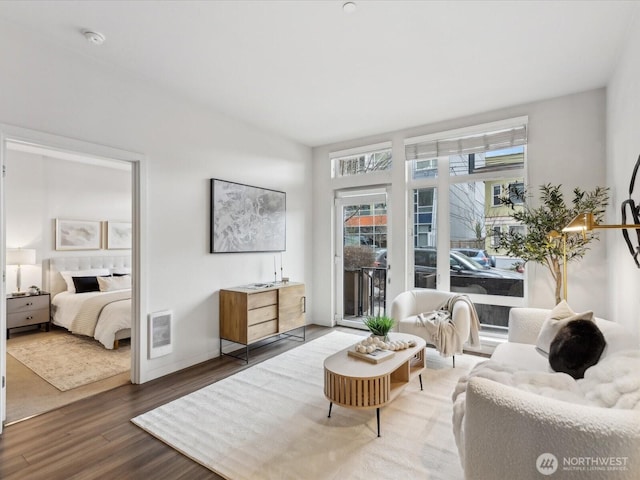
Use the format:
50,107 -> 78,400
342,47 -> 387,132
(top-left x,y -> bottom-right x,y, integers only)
132,331 -> 483,480
7,333 -> 130,391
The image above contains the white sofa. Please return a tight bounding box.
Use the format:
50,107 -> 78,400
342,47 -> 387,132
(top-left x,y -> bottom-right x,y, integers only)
390,289 -> 473,366
453,307 -> 640,480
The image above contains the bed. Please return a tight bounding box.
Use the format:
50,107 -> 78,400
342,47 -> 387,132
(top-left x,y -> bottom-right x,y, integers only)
44,255 -> 132,349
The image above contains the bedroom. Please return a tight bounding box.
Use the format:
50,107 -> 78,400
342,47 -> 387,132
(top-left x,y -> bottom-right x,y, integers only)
3,144 -> 133,423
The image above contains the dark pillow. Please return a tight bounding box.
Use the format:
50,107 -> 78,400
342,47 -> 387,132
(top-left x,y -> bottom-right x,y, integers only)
72,276 -> 104,293
549,319 -> 606,379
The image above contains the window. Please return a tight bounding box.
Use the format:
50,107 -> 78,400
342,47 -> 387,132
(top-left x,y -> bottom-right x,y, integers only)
412,158 -> 437,179
492,185 -> 502,206
413,187 -> 436,248
491,226 -> 502,247
406,118 -> 527,331
508,182 -> 524,205
332,146 -> 392,178
509,225 -> 525,236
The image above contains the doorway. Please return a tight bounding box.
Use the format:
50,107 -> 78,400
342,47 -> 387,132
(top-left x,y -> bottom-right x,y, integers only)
335,189 -> 390,329
0,125 -> 144,432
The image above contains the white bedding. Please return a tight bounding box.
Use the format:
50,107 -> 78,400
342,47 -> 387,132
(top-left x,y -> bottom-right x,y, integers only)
52,290 -> 131,349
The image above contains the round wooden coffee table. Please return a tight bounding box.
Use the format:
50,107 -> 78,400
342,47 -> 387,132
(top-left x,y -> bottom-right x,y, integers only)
323,332 -> 426,437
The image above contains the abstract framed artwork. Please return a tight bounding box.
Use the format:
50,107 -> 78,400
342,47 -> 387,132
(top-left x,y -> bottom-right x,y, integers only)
106,221 -> 132,250
55,219 -> 102,250
149,310 -> 173,359
210,178 -> 286,253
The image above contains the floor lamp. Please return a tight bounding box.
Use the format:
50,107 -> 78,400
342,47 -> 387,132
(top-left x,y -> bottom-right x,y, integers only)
563,212 -> 640,266
6,248 -> 36,296
548,230 -> 568,301
563,212 -> 640,234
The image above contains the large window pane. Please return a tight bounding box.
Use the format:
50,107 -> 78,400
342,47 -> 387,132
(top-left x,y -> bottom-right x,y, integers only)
413,187 -> 437,289
449,177 -> 524,301
343,201 -> 387,318
407,123 -> 527,333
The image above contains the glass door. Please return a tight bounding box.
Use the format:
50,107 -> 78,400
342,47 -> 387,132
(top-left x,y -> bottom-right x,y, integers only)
335,190 -> 389,329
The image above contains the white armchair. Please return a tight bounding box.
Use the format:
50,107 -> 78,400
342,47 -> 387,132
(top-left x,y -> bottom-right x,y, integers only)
390,289 -> 474,366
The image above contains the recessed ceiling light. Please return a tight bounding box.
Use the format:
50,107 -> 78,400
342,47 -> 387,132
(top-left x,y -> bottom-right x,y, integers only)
343,2 -> 357,14
82,30 -> 105,45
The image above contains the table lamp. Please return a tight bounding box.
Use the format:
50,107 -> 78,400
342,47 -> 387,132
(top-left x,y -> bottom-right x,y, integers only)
6,248 -> 36,296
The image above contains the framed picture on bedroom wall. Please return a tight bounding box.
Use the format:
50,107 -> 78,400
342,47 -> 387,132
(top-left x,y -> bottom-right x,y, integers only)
210,178 -> 286,253
106,221 -> 132,249
55,219 -> 102,250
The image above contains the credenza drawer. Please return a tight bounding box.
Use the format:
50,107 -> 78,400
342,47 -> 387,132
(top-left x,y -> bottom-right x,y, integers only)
7,295 -> 49,314
248,319 -> 278,343
247,291 -> 277,310
7,309 -> 50,329
247,305 -> 278,326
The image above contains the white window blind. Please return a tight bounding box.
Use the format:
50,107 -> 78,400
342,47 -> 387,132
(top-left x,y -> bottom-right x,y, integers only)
405,124 -> 527,161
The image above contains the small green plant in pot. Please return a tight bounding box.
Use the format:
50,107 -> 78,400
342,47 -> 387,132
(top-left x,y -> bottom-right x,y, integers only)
363,315 -> 395,341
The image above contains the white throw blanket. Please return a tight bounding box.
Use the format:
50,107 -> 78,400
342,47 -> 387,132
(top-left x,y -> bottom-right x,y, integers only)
451,349 -> 640,464
416,294 -> 481,356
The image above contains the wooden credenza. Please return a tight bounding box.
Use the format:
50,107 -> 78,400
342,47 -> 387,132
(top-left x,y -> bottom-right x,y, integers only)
219,282 -> 306,361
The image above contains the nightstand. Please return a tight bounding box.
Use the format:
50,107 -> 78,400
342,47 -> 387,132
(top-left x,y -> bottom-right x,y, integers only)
6,292 -> 51,338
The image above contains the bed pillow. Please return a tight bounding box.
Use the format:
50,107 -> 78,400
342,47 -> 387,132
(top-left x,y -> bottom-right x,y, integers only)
72,275 -> 108,294
110,267 -> 131,276
60,268 -> 110,293
535,300 -> 594,355
97,274 -> 131,292
549,319 -> 606,379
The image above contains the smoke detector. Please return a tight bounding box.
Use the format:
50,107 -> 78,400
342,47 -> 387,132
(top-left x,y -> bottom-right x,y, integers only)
82,30 -> 105,45
343,2 -> 357,14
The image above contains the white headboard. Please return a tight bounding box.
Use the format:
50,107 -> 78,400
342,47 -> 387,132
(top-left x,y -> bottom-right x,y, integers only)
44,255 -> 131,298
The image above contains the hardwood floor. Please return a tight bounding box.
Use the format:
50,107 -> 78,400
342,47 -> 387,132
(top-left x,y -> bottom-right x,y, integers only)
0,324 -> 343,480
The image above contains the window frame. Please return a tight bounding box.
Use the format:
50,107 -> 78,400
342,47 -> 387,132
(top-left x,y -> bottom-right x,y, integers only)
405,117 -> 528,315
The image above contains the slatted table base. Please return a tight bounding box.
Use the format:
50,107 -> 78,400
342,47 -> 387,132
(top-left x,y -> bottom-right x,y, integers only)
324,361 -> 424,437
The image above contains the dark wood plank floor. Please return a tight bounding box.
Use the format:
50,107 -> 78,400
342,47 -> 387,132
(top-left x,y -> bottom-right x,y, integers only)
0,324 -> 339,480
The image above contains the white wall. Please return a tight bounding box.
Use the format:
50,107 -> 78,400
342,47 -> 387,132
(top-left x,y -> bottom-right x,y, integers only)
4,150 -> 131,292
606,11 -> 640,344
0,20 -> 312,382
312,89 -> 608,325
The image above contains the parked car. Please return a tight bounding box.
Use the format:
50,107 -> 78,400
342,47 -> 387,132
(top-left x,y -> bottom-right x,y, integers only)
452,248 -> 496,267
374,248 -> 523,296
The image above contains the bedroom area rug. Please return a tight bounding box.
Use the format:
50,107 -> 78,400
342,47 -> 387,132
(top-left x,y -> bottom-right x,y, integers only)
7,331 -> 130,391
132,330 -> 483,480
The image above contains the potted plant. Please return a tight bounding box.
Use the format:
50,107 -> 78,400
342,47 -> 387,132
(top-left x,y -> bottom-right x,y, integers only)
496,183 -> 609,305
363,315 -> 395,341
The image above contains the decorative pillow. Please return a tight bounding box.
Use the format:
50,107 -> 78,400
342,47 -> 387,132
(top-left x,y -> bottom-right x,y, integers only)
60,268 -> 110,293
71,276 -> 105,294
549,319 -> 606,379
97,274 -> 131,292
535,301 -> 594,355
110,267 -> 131,275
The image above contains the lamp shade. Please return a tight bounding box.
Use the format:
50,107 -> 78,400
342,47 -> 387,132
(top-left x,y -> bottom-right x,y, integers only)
562,213 -> 595,233
6,248 -> 36,266
562,212 -> 640,232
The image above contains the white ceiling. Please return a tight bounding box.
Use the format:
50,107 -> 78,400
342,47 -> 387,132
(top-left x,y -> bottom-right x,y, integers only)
0,0 -> 637,147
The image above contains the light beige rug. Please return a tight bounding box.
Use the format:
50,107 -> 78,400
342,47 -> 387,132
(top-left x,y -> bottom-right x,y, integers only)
7,333 -> 130,391
132,331 -> 483,480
